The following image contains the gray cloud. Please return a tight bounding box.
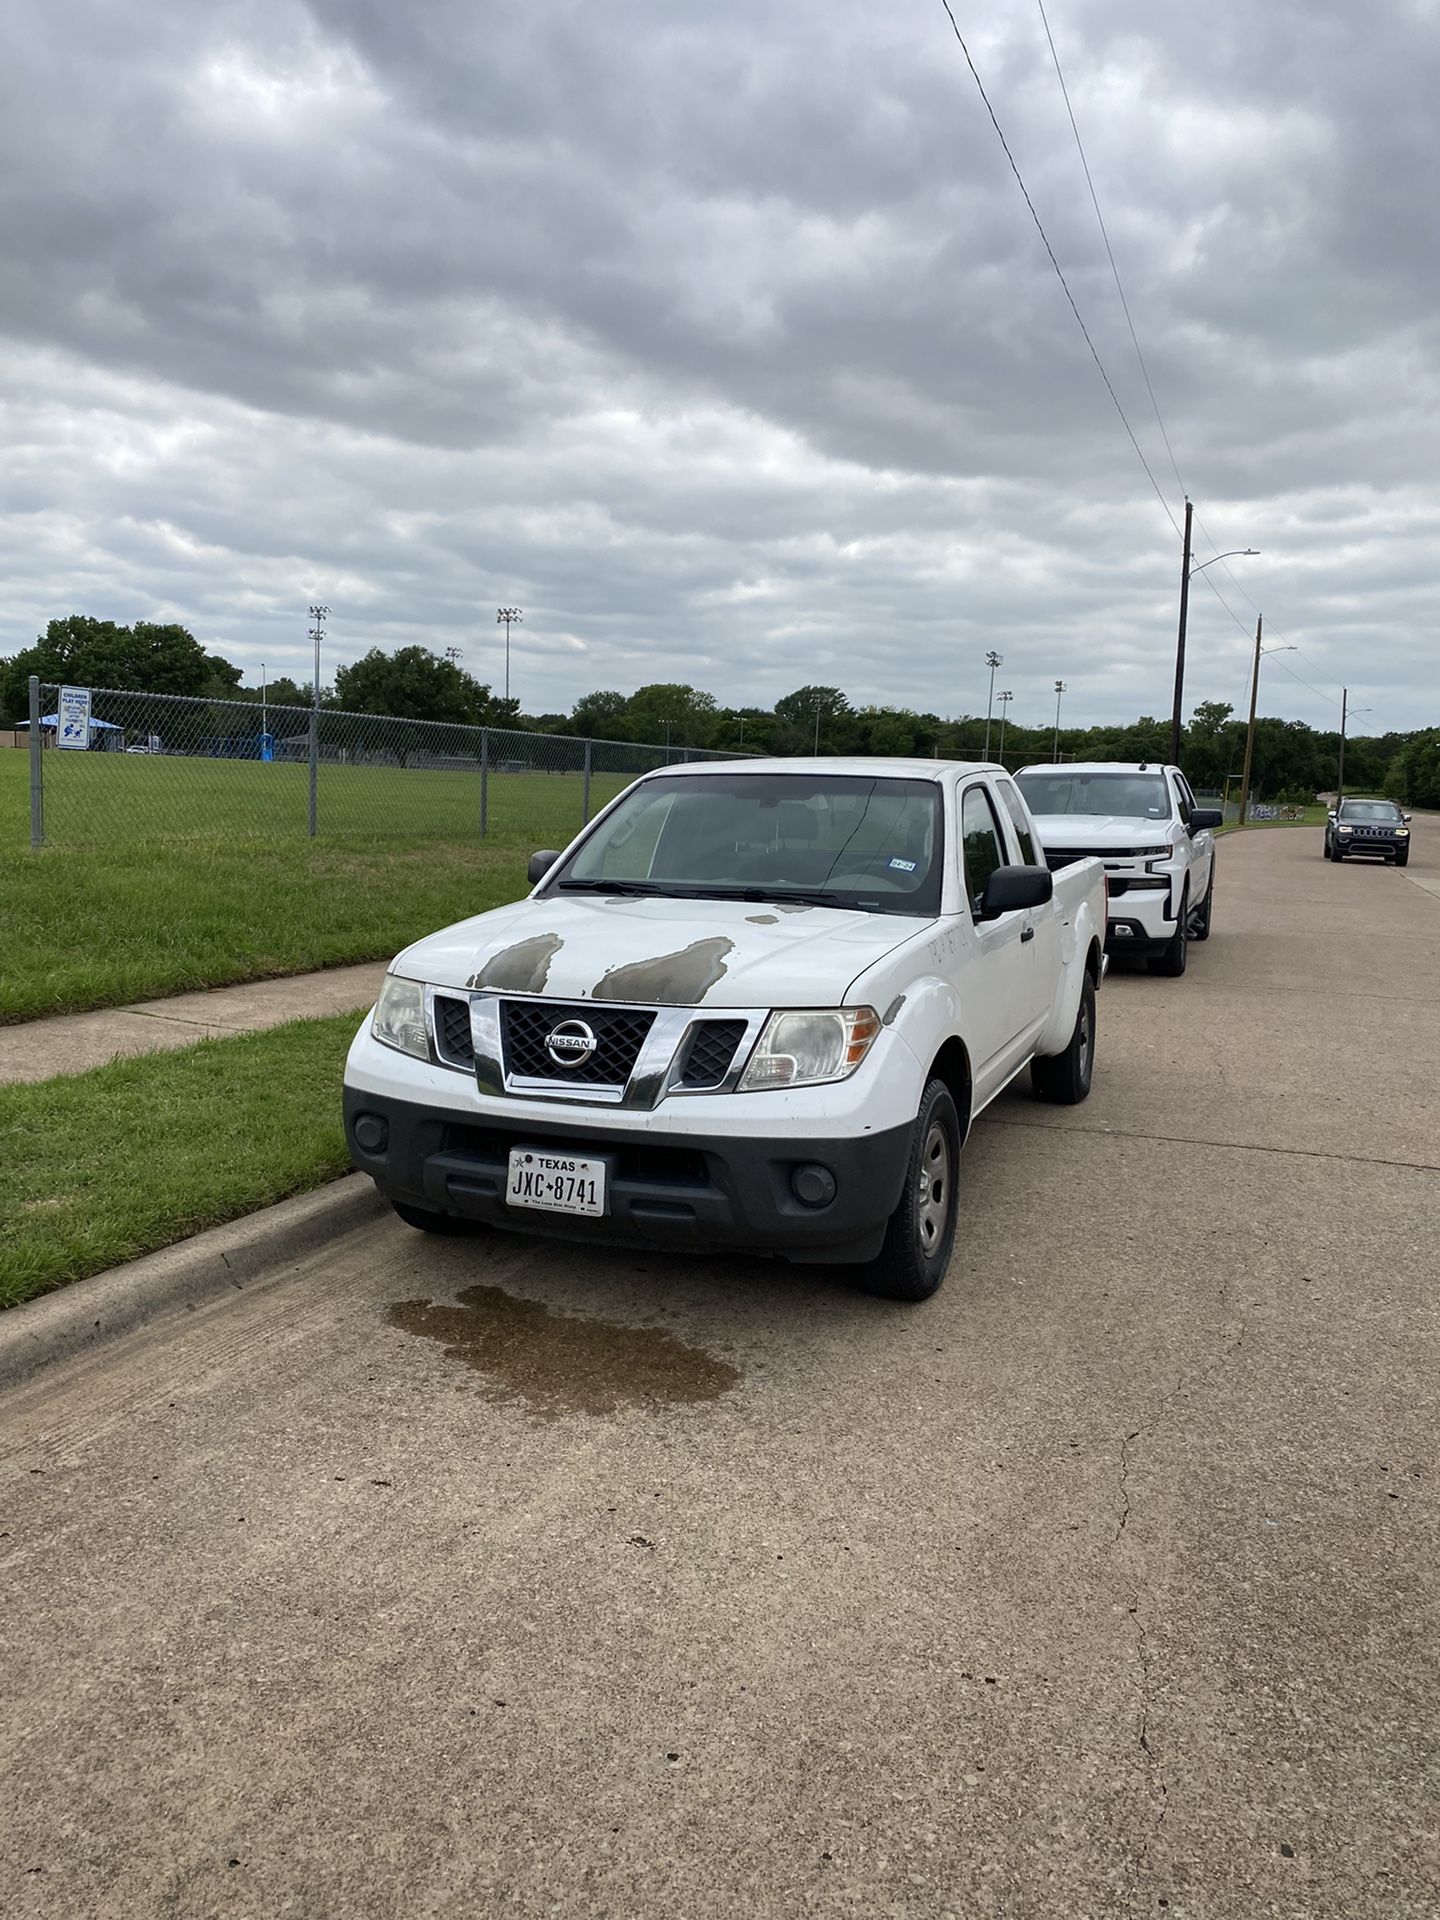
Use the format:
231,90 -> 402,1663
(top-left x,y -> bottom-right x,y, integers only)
2,0 -> 1436,733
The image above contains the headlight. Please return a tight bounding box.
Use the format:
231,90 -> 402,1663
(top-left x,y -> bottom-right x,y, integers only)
372,975 -> 430,1060
1337,825 -> 1354,835
737,1007 -> 881,1092
1396,827 -> 1409,837
1135,844 -> 1172,857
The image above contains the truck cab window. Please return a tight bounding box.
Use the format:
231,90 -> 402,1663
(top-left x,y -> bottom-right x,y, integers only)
996,780 -> 1040,865
961,785 -> 1006,914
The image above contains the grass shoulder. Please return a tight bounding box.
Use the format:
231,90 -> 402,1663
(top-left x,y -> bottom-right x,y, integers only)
0,1010 -> 366,1309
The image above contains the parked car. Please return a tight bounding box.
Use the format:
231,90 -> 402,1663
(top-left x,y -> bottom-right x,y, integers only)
1325,798 -> 1411,866
344,758 -> 1107,1301
1014,762 -> 1222,977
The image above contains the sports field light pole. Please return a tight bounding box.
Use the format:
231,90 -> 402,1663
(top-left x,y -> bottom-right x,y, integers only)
1052,681 -> 1067,763
997,689 -> 1013,763
308,603 -> 328,838
983,650 -> 1003,759
1168,501 -> 1260,763
1237,617 -> 1296,824
497,607 -> 522,706
813,696 -> 825,755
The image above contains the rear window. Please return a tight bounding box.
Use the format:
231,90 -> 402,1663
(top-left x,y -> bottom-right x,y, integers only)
1016,771 -> 1170,820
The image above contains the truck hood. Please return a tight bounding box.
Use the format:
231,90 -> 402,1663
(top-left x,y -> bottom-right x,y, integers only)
1029,814 -> 1173,850
391,893 -> 933,1010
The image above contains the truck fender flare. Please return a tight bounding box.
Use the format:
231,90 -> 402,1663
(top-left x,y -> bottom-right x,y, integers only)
881,977 -> 975,1143
1037,918 -> 1103,1057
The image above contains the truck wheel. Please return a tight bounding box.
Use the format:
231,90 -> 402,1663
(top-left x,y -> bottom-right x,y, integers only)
391,1200 -> 482,1236
1148,888 -> 1189,976
1332,846 -> 1344,863
1396,850 -> 1409,867
1190,872 -> 1215,941
1031,975 -> 1096,1105
1322,838 -> 1332,860
861,1079 -> 960,1303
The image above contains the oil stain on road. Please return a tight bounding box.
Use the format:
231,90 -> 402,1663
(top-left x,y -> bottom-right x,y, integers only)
386,1283 -> 740,1416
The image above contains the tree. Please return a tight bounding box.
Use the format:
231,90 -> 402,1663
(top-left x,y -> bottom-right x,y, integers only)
0,614 -> 242,721
1395,729 -> 1440,808
569,690 -> 633,739
624,683 -> 720,748
331,646 -> 498,725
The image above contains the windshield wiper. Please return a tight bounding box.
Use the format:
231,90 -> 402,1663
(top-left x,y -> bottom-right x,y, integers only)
555,879 -> 708,897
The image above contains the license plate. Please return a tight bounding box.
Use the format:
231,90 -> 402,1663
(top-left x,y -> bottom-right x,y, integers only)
505,1148 -> 608,1218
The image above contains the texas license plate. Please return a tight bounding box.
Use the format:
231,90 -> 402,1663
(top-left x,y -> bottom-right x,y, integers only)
505,1148 -> 608,1217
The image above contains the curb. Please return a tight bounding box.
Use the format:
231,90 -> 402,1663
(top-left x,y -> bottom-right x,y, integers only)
0,1175 -> 387,1395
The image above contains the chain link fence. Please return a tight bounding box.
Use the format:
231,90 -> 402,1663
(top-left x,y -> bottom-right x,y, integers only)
22,681 -> 743,850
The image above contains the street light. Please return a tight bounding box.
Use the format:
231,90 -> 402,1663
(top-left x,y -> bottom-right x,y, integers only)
997,690 -> 1013,763
1237,617 -> 1296,824
1169,496 -> 1259,763
1053,681 -> 1067,764
1337,689 -> 1371,802
983,650 -> 1003,760
496,607 -> 522,705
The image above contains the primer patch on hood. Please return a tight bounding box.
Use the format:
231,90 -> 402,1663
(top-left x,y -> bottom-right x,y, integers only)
592,936 -> 735,1005
468,932 -> 564,994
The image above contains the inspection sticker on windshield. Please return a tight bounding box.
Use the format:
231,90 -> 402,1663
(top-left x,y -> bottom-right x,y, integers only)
506,1148 -> 608,1217
888,857 -> 917,872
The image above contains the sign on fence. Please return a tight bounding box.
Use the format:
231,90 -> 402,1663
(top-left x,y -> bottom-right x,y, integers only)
57,685 -> 92,749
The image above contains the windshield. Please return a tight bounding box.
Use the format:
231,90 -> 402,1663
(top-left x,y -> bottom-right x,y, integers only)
1015,770 -> 1170,820
552,772 -> 944,916
1338,800 -> 1401,822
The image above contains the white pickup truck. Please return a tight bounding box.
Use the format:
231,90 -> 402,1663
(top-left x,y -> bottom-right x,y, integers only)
1014,761 -> 1223,977
344,758 -> 1106,1301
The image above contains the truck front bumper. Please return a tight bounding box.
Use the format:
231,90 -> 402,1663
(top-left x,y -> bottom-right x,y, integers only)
1103,881 -> 1176,955
345,1087 -> 915,1265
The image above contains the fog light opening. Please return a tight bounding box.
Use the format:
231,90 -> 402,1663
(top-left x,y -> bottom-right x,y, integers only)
353,1113 -> 389,1154
790,1163 -> 837,1209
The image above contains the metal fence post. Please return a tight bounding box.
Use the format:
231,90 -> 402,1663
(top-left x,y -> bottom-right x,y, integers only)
28,675 -> 43,848
479,729 -> 489,837
582,740 -> 592,825
308,707 -> 318,837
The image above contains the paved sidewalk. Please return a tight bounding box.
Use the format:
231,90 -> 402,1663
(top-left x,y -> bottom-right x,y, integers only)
0,962 -> 386,1086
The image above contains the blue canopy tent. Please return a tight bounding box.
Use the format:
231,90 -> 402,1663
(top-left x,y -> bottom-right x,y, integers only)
19,714 -> 126,748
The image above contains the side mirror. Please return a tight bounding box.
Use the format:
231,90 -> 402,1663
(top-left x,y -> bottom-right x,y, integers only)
977,864 -> 1053,921
1190,808 -> 1224,832
1404,813 -> 1412,823
1327,810 -> 1338,822
528,849 -> 562,885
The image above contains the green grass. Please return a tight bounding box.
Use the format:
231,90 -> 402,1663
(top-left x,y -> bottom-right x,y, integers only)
1216,803 -> 1328,836
0,747 -> 626,1022
0,1012 -> 363,1309
2,742 -> 633,848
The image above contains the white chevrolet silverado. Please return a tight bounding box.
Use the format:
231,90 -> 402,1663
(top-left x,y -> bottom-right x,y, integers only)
344,759 -> 1106,1301
1014,761 -> 1223,977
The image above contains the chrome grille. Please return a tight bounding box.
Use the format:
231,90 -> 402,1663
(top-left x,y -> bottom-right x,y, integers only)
500,1001 -> 655,1087
676,1020 -> 748,1089
434,993 -> 475,1067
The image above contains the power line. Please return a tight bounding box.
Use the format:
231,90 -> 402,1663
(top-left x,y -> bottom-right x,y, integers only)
1034,0 -> 1186,508
937,0 -> 1179,534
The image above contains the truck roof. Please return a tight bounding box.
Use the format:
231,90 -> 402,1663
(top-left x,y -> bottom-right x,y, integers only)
1015,761 -> 1176,777
642,756 -> 1009,781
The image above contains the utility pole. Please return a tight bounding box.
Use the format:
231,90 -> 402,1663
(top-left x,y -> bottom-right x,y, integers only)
1337,688 -> 1348,802
983,650 -> 1002,759
496,607 -> 522,705
1238,616 -> 1262,826
813,696 -> 824,756
997,690 -> 1012,763
1053,681 -> 1067,763
1169,497 -> 1194,766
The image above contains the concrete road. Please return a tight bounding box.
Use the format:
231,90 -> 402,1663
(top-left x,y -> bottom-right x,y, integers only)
4,816 -> 1438,1919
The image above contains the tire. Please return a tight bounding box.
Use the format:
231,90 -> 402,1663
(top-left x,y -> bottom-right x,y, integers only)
861,1079 -> 961,1303
391,1199 -> 482,1236
1322,838 -> 1332,861
1190,869 -> 1215,941
1031,974 -> 1097,1105
1332,846 -> 1344,863
1148,888 -> 1189,976
1396,850 -> 1409,868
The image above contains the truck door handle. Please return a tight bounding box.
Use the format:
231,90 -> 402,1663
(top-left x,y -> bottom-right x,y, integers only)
1020,925 -> 1035,944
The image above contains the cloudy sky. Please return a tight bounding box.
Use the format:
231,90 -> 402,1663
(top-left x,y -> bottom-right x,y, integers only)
3,0 -> 1436,733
